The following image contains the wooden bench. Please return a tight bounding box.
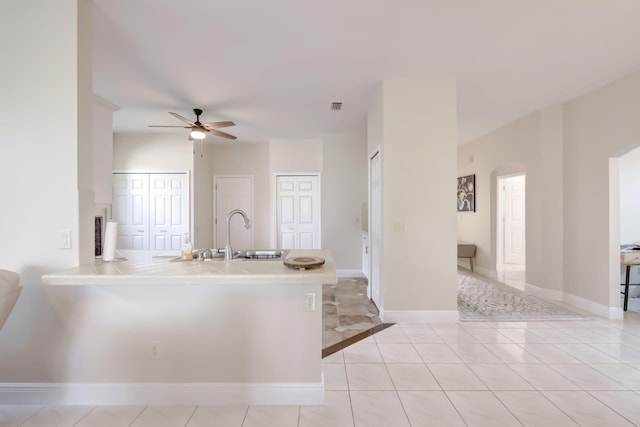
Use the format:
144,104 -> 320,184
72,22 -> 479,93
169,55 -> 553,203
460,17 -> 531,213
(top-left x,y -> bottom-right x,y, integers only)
458,242 -> 477,272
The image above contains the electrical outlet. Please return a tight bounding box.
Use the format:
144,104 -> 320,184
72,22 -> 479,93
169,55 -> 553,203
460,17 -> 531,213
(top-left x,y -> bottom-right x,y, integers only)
393,221 -> 407,232
150,341 -> 161,360
304,293 -> 316,311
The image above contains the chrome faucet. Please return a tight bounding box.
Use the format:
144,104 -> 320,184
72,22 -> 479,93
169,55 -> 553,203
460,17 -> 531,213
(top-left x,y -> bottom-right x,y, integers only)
224,209 -> 251,261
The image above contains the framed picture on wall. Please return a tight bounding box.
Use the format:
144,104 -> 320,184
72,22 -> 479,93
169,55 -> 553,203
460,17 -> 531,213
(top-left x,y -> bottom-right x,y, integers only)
457,174 -> 475,212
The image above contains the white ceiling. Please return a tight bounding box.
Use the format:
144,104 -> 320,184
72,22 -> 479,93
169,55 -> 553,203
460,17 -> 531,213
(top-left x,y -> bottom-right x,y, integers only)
93,0 -> 640,145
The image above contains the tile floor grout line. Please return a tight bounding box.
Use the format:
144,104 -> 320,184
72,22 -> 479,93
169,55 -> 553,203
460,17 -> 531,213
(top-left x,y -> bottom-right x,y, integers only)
183,405 -> 198,427
239,405 -> 249,427
586,389 -> 640,426
537,390 -> 587,426
16,405 -> 45,427
128,405 -> 147,427
72,406 -> 97,427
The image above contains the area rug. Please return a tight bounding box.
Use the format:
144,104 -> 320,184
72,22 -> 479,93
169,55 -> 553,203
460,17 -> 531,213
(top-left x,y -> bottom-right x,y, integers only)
458,273 -> 587,321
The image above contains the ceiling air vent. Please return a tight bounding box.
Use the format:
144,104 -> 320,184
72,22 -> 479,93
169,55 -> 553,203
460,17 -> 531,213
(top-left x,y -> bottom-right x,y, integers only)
331,102 -> 342,111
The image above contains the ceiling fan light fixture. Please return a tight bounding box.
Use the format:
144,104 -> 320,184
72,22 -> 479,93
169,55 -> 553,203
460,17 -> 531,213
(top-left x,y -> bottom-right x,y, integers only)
190,128 -> 206,139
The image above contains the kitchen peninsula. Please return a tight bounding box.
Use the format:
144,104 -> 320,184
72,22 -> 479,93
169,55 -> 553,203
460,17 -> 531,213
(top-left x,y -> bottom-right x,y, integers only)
38,249 -> 336,406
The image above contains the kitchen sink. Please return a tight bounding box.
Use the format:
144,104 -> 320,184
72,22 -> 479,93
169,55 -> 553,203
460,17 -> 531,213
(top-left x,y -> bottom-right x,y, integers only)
236,250 -> 287,260
176,249 -> 287,261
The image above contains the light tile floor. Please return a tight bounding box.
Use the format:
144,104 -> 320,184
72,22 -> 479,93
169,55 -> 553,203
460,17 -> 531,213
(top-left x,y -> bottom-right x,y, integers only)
4,314 -> 640,426
4,272 -> 640,427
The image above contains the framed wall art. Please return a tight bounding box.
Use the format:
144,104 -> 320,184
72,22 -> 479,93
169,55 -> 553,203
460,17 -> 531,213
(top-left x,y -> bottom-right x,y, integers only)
457,174 -> 475,212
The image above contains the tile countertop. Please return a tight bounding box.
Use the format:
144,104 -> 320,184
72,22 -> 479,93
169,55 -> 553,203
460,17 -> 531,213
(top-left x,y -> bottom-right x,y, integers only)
41,249 -> 337,286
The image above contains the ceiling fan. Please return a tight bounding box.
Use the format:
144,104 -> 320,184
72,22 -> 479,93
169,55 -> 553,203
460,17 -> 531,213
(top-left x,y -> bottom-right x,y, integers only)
149,108 -> 237,140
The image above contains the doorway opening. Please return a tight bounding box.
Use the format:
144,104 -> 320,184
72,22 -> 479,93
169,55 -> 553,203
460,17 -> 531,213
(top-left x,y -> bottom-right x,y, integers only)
616,146 -> 640,312
369,149 -> 382,312
496,173 -> 526,290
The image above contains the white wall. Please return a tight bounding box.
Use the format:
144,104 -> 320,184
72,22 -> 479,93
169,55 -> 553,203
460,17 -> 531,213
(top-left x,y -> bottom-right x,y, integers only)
193,141 -> 214,249
0,0 -> 93,380
322,132 -> 368,271
269,138 -> 323,173
113,133 -> 192,172
93,96 -> 118,204
371,79 -> 458,317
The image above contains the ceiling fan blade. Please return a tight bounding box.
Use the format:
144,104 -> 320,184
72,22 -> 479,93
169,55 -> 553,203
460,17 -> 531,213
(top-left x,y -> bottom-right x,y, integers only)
202,121 -> 235,129
148,125 -> 191,128
205,128 -> 237,140
169,112 -> 196,126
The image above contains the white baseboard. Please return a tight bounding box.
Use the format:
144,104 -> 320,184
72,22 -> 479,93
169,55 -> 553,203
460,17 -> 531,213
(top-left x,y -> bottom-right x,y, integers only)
337,269 -> 365,278
0,381 -> 325,406
526,283 -> 623,320
562,292 -> 623,320
524,282 -> 563,301
383,310 -> 459,324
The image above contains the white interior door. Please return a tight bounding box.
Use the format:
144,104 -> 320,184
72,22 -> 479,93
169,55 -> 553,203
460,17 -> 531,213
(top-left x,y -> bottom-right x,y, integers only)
275,175 -> 320,249
499,174 -> 526,265
214,176 -> 253,249
113,173 -> 149,250
369,152 -> 382,309
149,173 -> 189,250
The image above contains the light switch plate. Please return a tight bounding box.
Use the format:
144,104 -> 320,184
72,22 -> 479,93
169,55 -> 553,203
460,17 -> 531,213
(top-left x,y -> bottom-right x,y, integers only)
59,230 -> 72,249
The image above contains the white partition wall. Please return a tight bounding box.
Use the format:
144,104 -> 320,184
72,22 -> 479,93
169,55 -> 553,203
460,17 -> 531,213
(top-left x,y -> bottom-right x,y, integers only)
368,79 -> 458,322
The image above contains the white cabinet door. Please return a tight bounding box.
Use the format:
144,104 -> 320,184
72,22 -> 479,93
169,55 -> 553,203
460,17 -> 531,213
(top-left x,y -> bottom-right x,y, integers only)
112,173 -> 189,251
113,173 -> 149,250
214,176 -> 253,249
276,175 -> 320,250
149,174 -> 189,250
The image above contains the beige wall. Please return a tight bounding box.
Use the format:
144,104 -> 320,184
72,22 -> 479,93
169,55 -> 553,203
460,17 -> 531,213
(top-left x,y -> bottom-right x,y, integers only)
93,96 -> 118,205
563,71 -> 640,312
269,138 -> 323,174
370,79 -> 458,317
193,141 -> 214,249
113,133 -> 192,172
0,0 -> 93,379
211,143 -> 271,249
